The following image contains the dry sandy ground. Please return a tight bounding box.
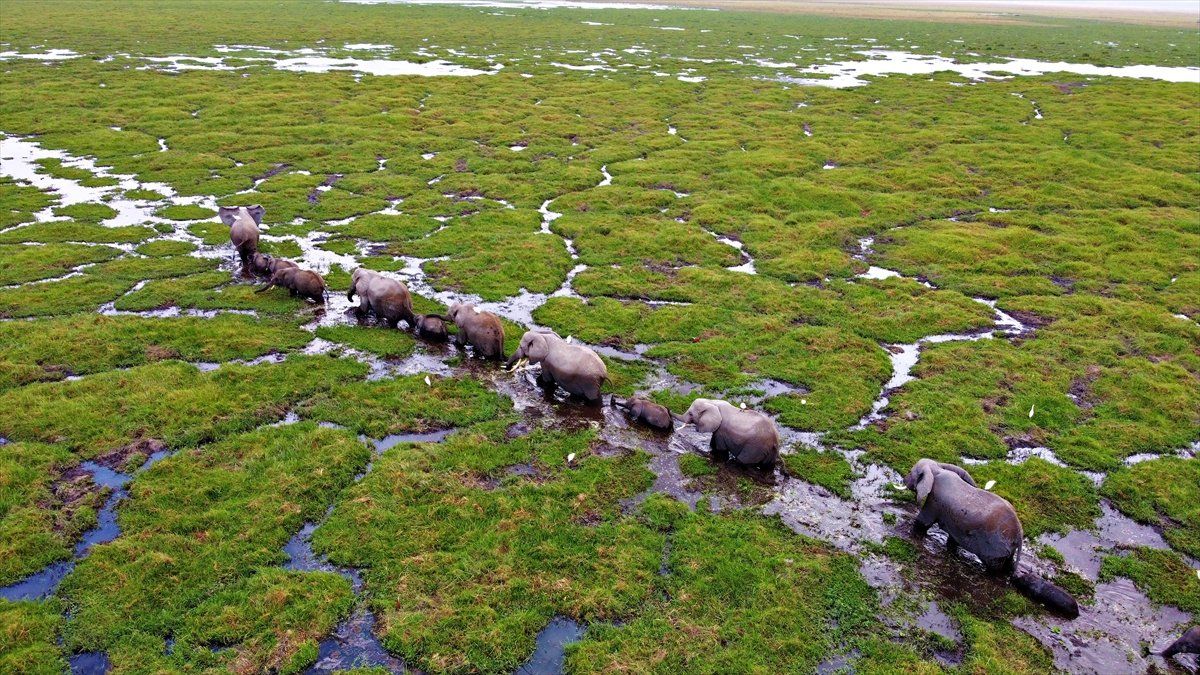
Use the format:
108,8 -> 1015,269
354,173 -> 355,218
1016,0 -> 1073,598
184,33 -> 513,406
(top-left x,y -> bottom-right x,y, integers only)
616,0 -> 1200,27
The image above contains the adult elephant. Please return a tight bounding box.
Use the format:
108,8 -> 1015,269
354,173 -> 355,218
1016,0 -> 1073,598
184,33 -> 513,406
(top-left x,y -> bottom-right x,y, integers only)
348,268 -> 415,329
904,458 -> 1079,618
446,302 -> 505,360
218,205 -> 263,275
506,329 -> 606,404
674,398 -> 779,467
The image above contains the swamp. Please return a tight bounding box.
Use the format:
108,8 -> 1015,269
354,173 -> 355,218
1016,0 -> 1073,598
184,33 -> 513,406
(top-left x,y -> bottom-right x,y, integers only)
0,0 -> 1197,673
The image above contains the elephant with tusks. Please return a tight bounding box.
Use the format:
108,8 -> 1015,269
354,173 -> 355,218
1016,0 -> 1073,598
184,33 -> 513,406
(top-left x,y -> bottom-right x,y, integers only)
506,330 -> 606,404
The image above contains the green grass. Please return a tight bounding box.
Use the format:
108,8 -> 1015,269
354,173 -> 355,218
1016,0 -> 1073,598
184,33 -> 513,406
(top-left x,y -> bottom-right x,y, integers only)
1102,457 -> 1200,559
0,442 -> 101,585
0,242 -> 120,285
1099,547 -> 1200,614
0,599 -> 67,674
782,446 -> 856,499
0,0 -> 1196,671
0,356 -> 368,457
59,423 -> 366,672
299,374 -> 510,437
0,314 -> 311,390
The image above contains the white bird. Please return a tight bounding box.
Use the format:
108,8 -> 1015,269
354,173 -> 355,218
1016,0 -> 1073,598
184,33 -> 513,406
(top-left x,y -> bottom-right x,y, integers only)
566,452 -> 576,464
1028,404 -> 1035,418
801,398 -> 807,405
424,375 -> 432,386
984,480 -> 996,490
739,402 -> 746,409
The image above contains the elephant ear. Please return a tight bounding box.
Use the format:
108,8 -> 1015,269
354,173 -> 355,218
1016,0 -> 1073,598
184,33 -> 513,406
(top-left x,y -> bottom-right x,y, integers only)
245,205 -> 265,225
914,464 -> 936,507
218,206 -> 239,226
525,333 -> 550,361
937,462 -> 976,487
693,402 -> 722,433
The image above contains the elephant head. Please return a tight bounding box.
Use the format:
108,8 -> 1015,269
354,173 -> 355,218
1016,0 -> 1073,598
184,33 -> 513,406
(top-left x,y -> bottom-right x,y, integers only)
218,204 -> 264,226
505,329 -> 557,369
677,398 -> 724,433
904,458 -> 978,506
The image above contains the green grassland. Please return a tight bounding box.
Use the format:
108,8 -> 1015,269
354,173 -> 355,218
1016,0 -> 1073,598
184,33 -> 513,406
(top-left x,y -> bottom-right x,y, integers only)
0,0 -> 1197,672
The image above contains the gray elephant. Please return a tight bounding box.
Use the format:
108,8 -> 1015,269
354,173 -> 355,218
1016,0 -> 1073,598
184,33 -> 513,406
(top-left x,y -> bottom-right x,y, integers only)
250,253 -> 297,277
218,205 -> 263,275
446,302 -> 505,360
1163,626 -> 1200,659
674,398 -> 779,467
255,267 -> 325,304
348,268 -> 415,329
905,458 -> 1079,618
611,395 -> 673,432
414,314 -> 449,342
506,329 -> 606,403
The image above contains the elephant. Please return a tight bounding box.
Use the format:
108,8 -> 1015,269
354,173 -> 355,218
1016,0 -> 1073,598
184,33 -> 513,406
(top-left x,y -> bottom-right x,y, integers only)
255,267 -> 326,304
446,302 -> 505,360
611,395 -> 673,432
218,205 -> 263,275
674,398 -> 779,467
904,458 -> 1079,618
414,314 -> 450,342
347,268 -> 415,329
1162,626 -> 1200,659
506,329 -> 606,403
250,253 -> 296,277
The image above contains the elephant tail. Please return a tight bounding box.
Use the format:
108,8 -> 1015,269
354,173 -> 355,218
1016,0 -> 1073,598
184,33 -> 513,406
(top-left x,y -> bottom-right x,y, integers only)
1011,571 -> 1079,619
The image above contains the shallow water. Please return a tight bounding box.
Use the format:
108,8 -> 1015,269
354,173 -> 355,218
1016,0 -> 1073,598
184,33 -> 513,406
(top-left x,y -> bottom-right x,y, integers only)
514,617 -> 586,675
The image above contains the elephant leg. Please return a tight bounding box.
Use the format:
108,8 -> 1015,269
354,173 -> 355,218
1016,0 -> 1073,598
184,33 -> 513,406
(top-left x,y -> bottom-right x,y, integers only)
913,503 -> 936,537
708,436 -> 730,463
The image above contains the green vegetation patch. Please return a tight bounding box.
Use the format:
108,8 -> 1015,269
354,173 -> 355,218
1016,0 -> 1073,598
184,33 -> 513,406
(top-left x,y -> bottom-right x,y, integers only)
0,314 -> 311,390
782,446 -> 856,499
134,239 -> 197,257
315,324 -> 416,359
1099,547 -> 1200,614
0,599 -> 67,674
59,423 -> 366,672
155,204 -> 216,221
0,242 -> 120,286
0,356 -> 367,457
1102,456 -> 1200,559
0,221 -> 155,244
0,442 -> 102,585
299,374 -> 509,437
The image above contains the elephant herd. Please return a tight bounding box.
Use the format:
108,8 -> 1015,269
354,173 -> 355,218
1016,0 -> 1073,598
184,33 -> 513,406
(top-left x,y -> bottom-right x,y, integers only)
219,206 -> 1200,647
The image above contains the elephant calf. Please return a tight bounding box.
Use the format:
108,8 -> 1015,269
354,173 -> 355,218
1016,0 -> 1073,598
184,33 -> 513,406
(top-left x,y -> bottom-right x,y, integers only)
675,398 -> 779,467
218,205 -> 263,276
611,395 -> 673,432
250,253 -> 297,277
256,267 -> 326,304
447,302 -> 505,360
905,458 -> 1079,618
348,268 -> 415,329
414,314 -> 450,342
506,329 -> 606,404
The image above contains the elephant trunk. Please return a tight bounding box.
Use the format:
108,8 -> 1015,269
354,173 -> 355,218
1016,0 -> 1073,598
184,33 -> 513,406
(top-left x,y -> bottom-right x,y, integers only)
671,412 -> 688,425
504,350 -> 522,370
610,395 -> 628,410
254,282 -> 275,294
1011,571 -> 1079,619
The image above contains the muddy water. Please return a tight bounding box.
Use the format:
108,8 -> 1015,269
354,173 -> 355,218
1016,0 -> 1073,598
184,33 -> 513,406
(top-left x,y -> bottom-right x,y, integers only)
515,617 -> 585,675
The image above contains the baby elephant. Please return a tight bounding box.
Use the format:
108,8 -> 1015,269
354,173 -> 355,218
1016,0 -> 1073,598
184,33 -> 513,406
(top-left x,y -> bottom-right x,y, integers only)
413,314 -> 450,342
348,268 -> 415,329
218,205 -> 263,276
905,459 -> 1079,618
611,395 -> 673,432
506,330 -> 607,404
250,253 -> 297,277
1162,626 -> 1200,659
675,398 -> 779,467
256,267 -> 326,304
447,302 -> 505,360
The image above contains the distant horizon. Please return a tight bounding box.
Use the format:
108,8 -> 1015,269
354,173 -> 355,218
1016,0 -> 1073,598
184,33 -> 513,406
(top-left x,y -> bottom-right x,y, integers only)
864,0 -> 1197,14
